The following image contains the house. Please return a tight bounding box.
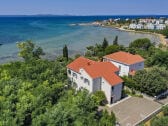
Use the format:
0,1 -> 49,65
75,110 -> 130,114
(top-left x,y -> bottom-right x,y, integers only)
67,57 -> 123,104
136,24 -> 144,29
129,23 -> 137,29
165,20 -> 168,25
103,51 -> 144,76
156,24 -> 166,30
146,23 -> 155,30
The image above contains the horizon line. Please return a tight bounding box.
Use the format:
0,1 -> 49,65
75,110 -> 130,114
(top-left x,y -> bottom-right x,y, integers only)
0,14 -> 168,17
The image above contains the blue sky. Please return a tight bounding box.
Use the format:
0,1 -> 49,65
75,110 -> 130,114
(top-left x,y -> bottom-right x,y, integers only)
0,0 -> 167,15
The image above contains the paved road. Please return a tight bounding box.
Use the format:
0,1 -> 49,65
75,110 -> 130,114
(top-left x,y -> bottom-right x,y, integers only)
108,97 -> 161,126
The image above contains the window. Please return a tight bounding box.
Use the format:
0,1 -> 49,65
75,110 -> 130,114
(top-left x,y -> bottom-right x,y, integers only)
72,73 -> 77,79
111,86 -> 114,92
68,70 -> 71,75
80,76 -> 84,80
84,78 -> 90,85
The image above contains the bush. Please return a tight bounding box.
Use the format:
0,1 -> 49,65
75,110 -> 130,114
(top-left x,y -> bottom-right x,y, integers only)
93,91 -> 106,105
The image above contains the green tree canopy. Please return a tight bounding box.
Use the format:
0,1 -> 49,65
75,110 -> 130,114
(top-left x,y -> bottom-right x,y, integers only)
17,40 -> 44,62
151,116 -> 168,126
102,38 -> 109,49
99,110 -> 116,126
129,38 -> 153,51
113,36 -> 118,45
133,67 -> 168,96
63,44 -> 69,60
93,91 -> 106,105
105,45 -> 120,54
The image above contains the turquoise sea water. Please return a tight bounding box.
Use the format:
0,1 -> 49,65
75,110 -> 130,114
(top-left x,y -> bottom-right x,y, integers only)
0,16 -> 162,63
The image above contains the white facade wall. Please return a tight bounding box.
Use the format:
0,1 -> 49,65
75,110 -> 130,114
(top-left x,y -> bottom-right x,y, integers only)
147,23 -> 155,30
101,78 -> 112,104
103,58 -> 129,76
111,61 -> 130,76
67,68 -> 93,92
136,24 -> 143,29
67,68 -> 123,105
156,24 -> 166,30
129,24 -> 137,29
78,69 -> 93,92
101,78 -> 123,104
165,20 -> 168,25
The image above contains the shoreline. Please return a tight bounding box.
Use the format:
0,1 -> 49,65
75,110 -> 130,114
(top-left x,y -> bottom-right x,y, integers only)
118,27 -> 167,46
101,24 -> 167,46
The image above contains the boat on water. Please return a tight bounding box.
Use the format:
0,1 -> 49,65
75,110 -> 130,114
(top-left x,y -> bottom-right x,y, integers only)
0,43 -> 3,46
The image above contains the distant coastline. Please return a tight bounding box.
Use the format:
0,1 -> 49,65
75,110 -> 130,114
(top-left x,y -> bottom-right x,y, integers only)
74,21 -> 167,45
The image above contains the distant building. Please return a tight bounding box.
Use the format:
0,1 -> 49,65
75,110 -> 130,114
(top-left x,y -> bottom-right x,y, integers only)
156,24 -> 166,30
136,24 -> 144,29
129,24 -> 143,29
165,20 -> 168,25
129,23 -> 137,29
67,57 -> 123,104
103,51 -> 145,76
146,23 -> 155,30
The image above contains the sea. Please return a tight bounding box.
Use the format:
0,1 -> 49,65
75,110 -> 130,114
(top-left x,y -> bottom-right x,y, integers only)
0,15 -> 167,63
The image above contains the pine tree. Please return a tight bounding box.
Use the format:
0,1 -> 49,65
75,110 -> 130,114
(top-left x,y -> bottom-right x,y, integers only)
63,44 -> 68,60
113,36 -> 118,45
102,38 -> 109,49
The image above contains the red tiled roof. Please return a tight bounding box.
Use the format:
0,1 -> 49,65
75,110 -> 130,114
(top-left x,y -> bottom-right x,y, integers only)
67,57 -> 96,73
84,62 -> 123,86
67,57 -> 123,86
104,51 -> 144,65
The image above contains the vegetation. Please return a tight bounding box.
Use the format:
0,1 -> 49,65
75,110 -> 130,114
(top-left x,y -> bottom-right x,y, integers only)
151,116 -> 168,126
113,36 -> 118,45
93,91 -> 106,105
136,27 -> 168,38
0,41 -> 116,126
150,105 -> 168,126
17,40 -> 45,62
129,38 -> 153,51
102,38 -> 109,50
123,67 -> 168,96
1,33 -> 168,125
85,38 -> 125,59
63,44 -> 69,61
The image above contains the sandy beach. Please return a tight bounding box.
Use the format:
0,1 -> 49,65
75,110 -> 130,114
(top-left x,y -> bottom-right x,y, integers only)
118,27 -> 168,46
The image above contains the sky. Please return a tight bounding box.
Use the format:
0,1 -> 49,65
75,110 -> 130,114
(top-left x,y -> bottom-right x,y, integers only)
0,0 -> 167,15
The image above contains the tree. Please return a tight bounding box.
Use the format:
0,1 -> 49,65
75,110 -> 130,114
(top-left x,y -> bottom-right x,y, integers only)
17,40 -> 44,62
129,38 -> 153,51
99,110 -> 116,126
133,67 -> 168,96
93,91 -> 106,105
113,36 -> 118,45
151,116 -> 168,126
63,45 -> 68,60
102,38 -> 109,50
105,45 -> 120,55
162,105 -> 168,116
147,50 -> 168,69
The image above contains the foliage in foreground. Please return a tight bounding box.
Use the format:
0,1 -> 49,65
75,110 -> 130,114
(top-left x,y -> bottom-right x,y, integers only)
0,41 -> 116,126
123,67 -> 168,96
